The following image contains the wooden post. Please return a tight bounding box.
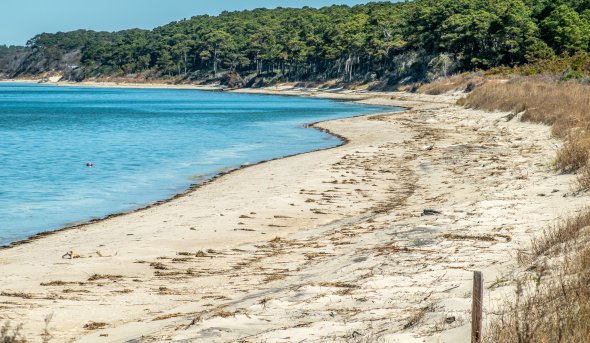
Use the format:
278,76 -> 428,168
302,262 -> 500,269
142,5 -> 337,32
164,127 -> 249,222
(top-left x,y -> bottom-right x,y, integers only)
472,271 -> 483,343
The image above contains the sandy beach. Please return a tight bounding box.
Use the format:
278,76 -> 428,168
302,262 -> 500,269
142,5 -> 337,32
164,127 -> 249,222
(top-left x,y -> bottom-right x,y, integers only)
0,84 -> 587,342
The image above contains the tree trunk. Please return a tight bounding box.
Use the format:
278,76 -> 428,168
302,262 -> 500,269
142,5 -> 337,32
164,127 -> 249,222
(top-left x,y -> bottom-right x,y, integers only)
345,54 -> 354,82
213,47 -> 218,78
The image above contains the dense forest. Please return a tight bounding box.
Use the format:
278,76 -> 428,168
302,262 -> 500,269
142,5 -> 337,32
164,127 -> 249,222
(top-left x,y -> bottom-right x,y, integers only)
4,0 -> 590,86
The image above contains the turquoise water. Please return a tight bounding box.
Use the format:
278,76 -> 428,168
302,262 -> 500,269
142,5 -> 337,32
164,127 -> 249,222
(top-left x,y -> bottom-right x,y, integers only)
0,83 -> 395,245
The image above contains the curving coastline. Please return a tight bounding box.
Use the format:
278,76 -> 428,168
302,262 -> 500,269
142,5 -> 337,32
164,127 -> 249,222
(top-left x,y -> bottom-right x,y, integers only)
1,110 -> 384,251
0,85 -> 588,342
0,81 -> 395,249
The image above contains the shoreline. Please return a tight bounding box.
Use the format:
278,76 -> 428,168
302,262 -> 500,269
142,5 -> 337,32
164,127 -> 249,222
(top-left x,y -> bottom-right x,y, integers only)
0,81 -> 586,342
0,119 -> 361,249
0,78 -> 392,102
0,79 -> 401,249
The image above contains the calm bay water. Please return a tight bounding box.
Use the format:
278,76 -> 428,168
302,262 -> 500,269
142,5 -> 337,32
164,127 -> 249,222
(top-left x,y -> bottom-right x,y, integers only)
0,83 -> 394,244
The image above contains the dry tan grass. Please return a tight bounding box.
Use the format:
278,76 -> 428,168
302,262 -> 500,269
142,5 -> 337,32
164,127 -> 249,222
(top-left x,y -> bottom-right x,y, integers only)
577,164 -> 590,190
0,322 -> 25,343
418,72 -> 487,95
487,249 -> 590,342
531,208 -> 590,259
487,208 -> 590,343
458,77 -> 590,181
467,76 -> 590,341
555,133 -> 590,172
403,305 -> 433,330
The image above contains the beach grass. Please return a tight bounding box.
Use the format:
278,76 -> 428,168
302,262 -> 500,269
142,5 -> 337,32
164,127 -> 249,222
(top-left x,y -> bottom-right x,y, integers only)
454,75 -> 590,342
458,76 -> 590,187
0,322 -> 25,343
418,72 -> 487,95
486,208 -> 590,343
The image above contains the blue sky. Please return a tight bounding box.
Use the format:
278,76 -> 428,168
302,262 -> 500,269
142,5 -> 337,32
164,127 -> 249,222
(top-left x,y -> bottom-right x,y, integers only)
0,0 -> 392,46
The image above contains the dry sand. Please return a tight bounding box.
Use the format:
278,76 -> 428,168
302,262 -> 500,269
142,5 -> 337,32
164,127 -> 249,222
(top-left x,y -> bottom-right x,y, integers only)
0,83 -> 587,342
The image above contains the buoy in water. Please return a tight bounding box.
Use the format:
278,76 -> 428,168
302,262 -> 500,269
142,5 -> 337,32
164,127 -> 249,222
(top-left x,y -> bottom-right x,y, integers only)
86,162 -> 93,167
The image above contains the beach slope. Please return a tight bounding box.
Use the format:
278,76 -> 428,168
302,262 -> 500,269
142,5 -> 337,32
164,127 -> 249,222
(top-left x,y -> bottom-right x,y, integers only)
0,90 -> 586,342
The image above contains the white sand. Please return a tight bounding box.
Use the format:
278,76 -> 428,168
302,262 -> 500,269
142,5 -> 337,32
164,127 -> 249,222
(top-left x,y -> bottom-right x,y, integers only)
0,84 -> 587,342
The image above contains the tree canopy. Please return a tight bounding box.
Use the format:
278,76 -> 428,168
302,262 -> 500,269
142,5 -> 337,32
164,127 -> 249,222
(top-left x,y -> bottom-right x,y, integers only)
6,0 -> 590,84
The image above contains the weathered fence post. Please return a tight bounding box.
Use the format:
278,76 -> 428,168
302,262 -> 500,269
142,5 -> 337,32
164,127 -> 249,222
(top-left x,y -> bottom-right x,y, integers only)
472,271 -> 483,343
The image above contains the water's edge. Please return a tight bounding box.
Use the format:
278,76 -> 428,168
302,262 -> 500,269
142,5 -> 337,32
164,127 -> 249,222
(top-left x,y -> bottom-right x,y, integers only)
1,88 -> 403,250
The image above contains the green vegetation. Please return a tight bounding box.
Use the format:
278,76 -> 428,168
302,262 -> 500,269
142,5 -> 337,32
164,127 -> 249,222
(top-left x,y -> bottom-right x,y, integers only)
492,51 -> 590,80
4,0 -> 590,85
